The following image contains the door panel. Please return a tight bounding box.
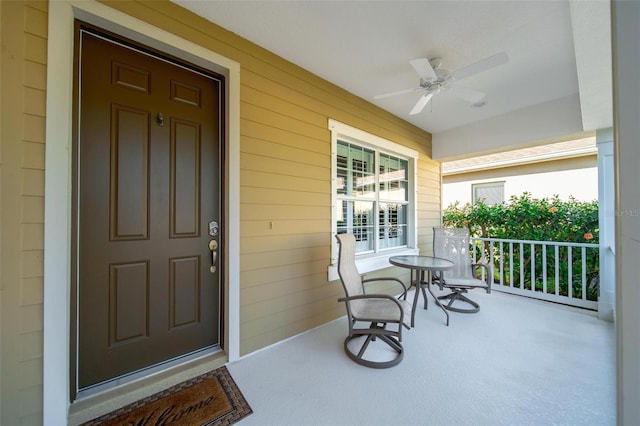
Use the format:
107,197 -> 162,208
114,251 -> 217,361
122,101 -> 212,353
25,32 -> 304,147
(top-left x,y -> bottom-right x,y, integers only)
170,119 -> 201,237
169,256 -> 200,328
110,104 -> 150,240
77,30 -> 222,390
109,261 -> 149,346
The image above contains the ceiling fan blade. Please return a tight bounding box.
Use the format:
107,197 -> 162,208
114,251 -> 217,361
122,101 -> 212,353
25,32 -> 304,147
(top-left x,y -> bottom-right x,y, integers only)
410,58 -> 437,82
409,92 -> 434,115
374,87 -> 422,99
447,52 -> 508,82
449,85 -> 486,103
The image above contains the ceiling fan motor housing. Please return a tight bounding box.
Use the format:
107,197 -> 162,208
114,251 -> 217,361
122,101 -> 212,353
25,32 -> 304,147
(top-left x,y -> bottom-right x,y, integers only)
429,57 -> 443,70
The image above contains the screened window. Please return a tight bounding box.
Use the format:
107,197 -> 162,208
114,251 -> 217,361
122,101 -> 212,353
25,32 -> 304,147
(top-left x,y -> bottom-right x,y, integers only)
472,181 -> 505,205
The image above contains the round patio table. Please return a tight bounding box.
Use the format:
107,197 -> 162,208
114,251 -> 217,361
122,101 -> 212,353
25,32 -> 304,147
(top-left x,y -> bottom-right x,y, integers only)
389,255 -> 455,326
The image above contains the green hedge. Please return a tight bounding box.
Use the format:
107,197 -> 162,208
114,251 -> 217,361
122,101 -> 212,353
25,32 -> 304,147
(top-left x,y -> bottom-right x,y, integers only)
442,193 -> 599,301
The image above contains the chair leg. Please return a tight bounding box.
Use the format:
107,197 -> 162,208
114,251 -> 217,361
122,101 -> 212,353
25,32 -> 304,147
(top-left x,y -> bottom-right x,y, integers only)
344,323 -> 403,369
437,290 -> 480,313
378,334 -> 403,352
356,334 -> 376,358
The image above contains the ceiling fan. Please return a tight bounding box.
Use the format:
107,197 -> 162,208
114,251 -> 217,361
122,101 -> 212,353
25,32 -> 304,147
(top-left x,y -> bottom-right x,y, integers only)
374,52 -> 509,115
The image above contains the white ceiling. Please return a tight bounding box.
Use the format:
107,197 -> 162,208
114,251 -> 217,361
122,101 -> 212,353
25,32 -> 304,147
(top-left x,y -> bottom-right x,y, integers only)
174,0 -> 611,157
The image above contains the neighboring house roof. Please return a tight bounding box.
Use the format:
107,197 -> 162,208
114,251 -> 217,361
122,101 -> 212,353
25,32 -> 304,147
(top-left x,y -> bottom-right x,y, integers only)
441,136 -> 597,175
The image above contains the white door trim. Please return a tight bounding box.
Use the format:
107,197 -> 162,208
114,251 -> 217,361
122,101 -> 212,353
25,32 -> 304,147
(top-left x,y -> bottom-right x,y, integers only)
43,1 -> 241,423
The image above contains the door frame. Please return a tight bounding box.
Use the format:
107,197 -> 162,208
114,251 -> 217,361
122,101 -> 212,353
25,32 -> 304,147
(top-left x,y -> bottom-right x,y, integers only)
44,1 -> 241,423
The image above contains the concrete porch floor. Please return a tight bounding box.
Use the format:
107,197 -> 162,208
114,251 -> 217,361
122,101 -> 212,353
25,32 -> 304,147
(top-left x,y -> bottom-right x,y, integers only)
228,288 -> 615,426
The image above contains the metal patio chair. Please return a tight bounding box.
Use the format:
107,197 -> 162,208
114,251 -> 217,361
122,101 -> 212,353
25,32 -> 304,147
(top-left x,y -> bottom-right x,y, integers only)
432,227 -> 492,313
335,233 -> 412,368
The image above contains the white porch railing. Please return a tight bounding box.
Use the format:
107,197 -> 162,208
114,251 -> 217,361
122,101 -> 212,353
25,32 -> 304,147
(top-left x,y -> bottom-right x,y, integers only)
470,237 -> 600,310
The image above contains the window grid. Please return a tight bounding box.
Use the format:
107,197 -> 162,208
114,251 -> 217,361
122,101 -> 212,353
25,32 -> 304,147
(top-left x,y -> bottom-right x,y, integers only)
337,140 -> 409,254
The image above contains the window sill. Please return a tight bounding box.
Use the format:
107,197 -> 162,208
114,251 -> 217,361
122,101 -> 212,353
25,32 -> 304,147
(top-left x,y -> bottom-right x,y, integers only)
328,247 -> 420,282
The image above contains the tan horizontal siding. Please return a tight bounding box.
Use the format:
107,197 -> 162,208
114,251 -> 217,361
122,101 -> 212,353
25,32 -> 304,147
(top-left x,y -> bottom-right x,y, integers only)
241,294 -> 343,340
418,194 -> 441,206
241,204 -> 329,222
24,33 -> 47,63
418,165 -> 441,180
24,4 -> 47,37
24,61 -> 47,90
242,102 -> 326,139
419,209 -> 443,223
240,218 -> 329,238
241,135 -> 329,167
242,169 -> 329,193
23,114 -> 46,143
241,279 -> 339,324
240,305 -> 344,354
418,178 -> 441,191
241,151 -> 328,180
241,259 -> 329,288
241,85 -> 327,129
240,186 -> 328,207
417,164 -> 441,256
1,1 -> 48,424
240,233 -> 327,254
241,245 -> 328,272
240,273 -> 332,306
21,196 -> 44,223
22,141 -> 45,169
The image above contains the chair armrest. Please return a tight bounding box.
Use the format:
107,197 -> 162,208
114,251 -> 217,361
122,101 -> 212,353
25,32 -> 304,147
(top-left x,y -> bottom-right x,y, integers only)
339,293 -> 402,304
338,293 -> 406,325
362,277 -> 409,300
472,263 -> 492,293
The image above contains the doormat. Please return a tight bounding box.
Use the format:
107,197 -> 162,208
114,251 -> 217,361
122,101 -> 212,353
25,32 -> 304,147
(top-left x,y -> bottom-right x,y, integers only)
81,366 -> 252,426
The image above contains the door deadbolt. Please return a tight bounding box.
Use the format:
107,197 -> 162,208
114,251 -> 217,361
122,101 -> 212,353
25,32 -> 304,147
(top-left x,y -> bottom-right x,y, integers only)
208,221 -> 219,236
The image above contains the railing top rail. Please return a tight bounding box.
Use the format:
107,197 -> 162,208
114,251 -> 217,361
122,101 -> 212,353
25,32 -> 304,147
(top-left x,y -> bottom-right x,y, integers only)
470,236 -> 599,248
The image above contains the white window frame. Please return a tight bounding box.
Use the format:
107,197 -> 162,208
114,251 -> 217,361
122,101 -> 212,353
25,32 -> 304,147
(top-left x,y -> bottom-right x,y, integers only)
328,119 -> 419,281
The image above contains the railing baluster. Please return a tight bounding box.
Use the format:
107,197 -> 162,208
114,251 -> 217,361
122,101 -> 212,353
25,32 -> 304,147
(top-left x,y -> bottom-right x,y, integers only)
555,245 -> 560,296
582,246 -> 587,300
530,243 -> 535,292
542,244 -> 547,294
472,238 -> 477,263
568,246 -> 573,299
520,242 -> 524,290
489,240 -> 502,285
499,242 -> 504,286
509,242 -> 514,288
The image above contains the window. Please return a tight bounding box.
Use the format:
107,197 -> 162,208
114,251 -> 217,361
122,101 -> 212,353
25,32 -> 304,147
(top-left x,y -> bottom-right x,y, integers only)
336,141 -> 409,251
472,181 -> 505,205
329,120 -> 418,280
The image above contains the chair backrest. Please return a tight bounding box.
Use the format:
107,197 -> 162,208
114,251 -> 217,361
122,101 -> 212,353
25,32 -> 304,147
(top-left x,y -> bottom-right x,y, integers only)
433,227 -> 474,280
335,233 -> 364,297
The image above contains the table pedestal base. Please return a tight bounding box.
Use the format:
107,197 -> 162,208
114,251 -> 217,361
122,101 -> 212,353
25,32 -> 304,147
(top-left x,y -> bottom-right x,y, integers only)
411,270 -> 450,326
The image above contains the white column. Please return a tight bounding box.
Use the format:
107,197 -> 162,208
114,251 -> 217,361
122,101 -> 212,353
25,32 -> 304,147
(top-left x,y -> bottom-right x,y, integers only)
597,128 -> 614,321
612,0 -> 640,424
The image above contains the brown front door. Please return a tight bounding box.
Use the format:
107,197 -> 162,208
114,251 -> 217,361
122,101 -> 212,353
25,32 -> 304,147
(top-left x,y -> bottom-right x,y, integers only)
75,28 -> 222,390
